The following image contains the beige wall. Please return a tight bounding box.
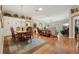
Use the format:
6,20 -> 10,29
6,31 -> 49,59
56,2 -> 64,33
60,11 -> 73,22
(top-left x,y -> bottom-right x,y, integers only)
3,16 -> 26,36
0,28 -> 4,54
33,18 -> 68,36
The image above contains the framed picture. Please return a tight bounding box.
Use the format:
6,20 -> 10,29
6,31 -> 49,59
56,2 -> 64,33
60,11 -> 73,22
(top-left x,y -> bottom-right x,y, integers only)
26,22 -> 30,27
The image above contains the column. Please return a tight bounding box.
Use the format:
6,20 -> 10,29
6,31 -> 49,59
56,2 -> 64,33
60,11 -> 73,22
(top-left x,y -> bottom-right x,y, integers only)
0,28 -> 4,54
69,17 -> 75,39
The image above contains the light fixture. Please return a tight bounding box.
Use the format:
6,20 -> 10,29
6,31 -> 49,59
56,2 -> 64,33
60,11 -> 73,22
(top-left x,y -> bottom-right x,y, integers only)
35,7 -> 43,12
38,8 -> 43,11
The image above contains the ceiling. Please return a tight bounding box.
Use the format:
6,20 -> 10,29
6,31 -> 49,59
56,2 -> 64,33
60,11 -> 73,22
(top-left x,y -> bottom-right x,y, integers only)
2,5 -> 72,19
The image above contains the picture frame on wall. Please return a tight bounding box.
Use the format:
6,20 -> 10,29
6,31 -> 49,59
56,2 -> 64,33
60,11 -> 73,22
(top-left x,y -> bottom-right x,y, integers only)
26,21 -> 30,27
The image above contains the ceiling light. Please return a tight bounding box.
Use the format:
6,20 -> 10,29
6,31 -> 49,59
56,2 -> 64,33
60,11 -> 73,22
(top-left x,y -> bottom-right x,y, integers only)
35,7 -> 43,12
38,8 -> 43,11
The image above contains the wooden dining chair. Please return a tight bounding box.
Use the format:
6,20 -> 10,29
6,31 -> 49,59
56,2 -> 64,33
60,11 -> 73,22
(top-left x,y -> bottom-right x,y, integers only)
16,27 -> 20,31
25,26 -> 33,43
10,27 -> 17,43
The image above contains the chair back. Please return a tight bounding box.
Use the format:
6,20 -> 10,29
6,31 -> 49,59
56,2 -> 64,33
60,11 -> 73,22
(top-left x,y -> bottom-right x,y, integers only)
26,26 -> 33,35
16,27 -> 20,31
10,27 -> 16,42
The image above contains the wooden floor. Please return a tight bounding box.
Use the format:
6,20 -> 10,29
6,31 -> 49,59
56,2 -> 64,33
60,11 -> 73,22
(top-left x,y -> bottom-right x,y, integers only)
3,34 -> 77,54
33,35 -> 76,54
3,36 -> 10,54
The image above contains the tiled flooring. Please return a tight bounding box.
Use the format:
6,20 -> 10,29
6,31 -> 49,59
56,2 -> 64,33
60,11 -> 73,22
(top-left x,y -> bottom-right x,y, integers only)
3,34 -> 77,54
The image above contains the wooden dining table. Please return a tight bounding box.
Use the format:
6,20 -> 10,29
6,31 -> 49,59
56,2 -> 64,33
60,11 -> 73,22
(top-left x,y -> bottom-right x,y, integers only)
16,31 -> 27,41
16,31 -> 26,34
16,30 -> 32,43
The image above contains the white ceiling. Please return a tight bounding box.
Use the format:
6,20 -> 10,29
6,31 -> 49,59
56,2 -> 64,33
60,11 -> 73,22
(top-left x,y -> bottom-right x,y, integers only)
2,5 -> 72,19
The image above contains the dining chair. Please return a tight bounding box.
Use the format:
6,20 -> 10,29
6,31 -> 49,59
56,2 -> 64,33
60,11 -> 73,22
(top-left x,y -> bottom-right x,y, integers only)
10,27 -> 17,43
16,27 -> 20,31
25,26 -> 33,43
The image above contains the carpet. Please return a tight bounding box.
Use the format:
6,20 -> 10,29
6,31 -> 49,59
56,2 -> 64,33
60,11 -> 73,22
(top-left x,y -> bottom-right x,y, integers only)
8,38 -> 46,54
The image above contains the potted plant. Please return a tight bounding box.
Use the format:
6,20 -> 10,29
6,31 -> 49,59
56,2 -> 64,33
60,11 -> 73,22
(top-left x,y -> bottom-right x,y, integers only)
21,15 -> 25,19
13,14 -> 18,17
29,17 -> 32,20
3,12 -> 12,17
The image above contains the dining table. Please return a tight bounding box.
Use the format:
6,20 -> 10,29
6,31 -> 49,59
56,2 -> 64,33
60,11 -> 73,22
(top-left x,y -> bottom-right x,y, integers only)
16,31 -> 27,42
16,31 -> 26,34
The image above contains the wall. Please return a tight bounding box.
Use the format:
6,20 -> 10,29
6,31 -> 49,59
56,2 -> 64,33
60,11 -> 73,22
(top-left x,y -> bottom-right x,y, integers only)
33,17 -> 69,35
0,14 -> 1,28
33,20 -> 67,36
0,21 -> 1,28
0,28 -> 4,54
51,19 -> 69,32
3,13 -> 69,36
0,10 -> 4,53
3,16 -> 26,36
34,12 -> 69,32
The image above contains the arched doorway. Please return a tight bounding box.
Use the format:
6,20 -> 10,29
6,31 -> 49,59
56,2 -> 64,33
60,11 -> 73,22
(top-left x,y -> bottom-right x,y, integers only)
69,5 -> 79,53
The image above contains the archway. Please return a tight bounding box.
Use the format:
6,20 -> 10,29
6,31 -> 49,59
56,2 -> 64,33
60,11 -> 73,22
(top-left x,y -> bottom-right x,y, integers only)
69,6 -> 79,53
69,6 -> 79,39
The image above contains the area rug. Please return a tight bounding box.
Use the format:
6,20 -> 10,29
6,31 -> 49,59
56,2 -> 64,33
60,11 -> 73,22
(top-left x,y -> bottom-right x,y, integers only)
8,38 -> 46,54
